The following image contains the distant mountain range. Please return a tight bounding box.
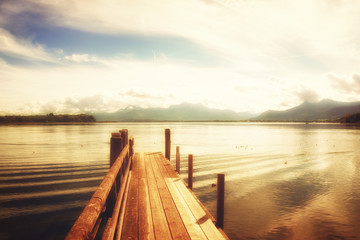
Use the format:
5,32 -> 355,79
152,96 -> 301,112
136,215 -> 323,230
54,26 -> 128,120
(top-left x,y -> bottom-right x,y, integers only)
92,100 -> 360,122
254,99 -> 360,121
93,102 -> 255,121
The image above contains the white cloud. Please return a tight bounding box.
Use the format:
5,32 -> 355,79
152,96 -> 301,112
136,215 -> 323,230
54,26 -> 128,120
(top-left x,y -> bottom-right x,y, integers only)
4,0 -> 360,72
120,89 -> 173,101
62,54 -> 98,63
0,28 -> 53,62
0,47 -> 356,115
9,90 -> 175,114
295,88 -> 320,103
1,0 -> 360,114
328,73 -> 360,94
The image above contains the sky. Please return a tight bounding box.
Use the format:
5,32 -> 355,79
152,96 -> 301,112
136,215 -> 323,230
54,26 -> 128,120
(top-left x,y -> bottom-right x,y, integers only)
1,0 -> 360,115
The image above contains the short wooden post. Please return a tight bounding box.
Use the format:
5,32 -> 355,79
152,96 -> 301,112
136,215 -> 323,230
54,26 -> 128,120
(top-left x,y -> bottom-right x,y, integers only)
129,138 -> 134,156
165,128 -> 171,160
216,173 -> 225,229
120,130 -> 128,168
188,154 -> 193,190
121,129 -> 128,145
110,133 -> 123,167
129,138 -> 134,170
108,133 -> 122,215
176,146 -> 180,174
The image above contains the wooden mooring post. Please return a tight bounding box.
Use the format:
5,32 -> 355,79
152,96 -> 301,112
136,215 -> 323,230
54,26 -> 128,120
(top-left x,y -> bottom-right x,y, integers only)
176,146 -> 180,174
129,138 -> 134,170
216,173 -> 225,229
108,133 -> 123,213
165,128 -> 171,160
188,154 -> 193,190
110,133 -> 123,166
120,129 -> 128,149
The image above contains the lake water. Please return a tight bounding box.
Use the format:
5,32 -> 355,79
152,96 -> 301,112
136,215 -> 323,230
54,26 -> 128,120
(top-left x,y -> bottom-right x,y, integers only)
0,122 -> 360,239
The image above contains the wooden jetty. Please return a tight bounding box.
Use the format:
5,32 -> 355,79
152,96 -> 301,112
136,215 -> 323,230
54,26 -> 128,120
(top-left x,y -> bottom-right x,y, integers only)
66,129 -> 229,240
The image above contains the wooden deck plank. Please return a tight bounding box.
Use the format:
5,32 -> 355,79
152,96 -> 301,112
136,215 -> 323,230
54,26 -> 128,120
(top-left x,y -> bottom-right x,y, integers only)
174,180 -> 226,240
164,177 -> 208,240
138,153 -> 155,240
159,155 -> 212,218
150,153 -> 190,240
118,152 -> 228,240
159,154 -> 227,240
121,153 -> 139,240
144,153 -> 173,240
153,154 -> 208,240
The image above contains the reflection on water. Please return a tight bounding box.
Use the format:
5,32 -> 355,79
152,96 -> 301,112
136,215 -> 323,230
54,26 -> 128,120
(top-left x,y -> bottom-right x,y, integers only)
0,123 -> 360,239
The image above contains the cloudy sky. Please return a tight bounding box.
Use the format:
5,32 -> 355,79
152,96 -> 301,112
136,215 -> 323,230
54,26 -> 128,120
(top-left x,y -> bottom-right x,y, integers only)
1,0 -> 360,114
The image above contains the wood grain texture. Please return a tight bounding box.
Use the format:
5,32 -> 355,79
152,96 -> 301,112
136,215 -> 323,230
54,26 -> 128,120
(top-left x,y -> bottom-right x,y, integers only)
138,153 -> 155,240
152,153 -> 190,240
145,153 -> 173,240
160,153 -> 228,240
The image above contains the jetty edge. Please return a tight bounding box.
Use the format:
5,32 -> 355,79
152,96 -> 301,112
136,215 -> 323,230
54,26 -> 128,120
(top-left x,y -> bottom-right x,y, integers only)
65,129 -> 229,240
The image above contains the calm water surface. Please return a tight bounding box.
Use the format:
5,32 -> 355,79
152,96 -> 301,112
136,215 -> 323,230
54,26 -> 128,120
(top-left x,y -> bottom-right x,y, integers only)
0,122 -> 360,239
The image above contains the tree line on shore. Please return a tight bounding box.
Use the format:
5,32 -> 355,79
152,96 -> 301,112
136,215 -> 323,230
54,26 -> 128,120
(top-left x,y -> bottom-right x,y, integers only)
340,112 -> 360,124
0,113 -> 96,123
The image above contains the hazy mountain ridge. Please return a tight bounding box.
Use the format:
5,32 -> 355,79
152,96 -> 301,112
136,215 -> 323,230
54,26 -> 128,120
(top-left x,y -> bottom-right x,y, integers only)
92,100 -> 360,122
93,102 -> 255,121
255,99 -> 360,121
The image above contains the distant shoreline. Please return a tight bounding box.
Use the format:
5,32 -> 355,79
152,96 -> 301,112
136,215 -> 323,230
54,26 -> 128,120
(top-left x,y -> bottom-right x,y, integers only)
95,120 -> 342,124
0,114 -> 96,124
0,120 -> 343,125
